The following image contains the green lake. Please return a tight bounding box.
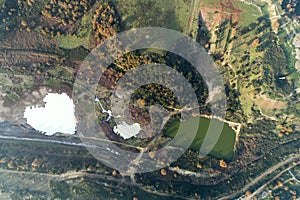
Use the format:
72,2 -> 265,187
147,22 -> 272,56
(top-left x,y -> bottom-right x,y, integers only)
165,117 -> 236,160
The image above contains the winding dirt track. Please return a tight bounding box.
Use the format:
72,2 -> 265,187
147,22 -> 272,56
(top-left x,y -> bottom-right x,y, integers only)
0,48 -> 61,59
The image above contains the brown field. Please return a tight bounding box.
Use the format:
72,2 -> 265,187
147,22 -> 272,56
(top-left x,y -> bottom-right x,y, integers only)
200,0 -> 244,30
255,94 -> 287,109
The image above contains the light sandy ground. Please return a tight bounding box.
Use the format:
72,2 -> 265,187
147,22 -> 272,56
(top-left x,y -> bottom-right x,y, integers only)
255,94 -> 286,109
295,60 -> 300,72
292,18 -> 300,73
293,33 -> 300,48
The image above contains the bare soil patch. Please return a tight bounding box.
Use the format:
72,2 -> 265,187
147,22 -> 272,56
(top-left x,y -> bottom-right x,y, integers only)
255,94 -> 286,109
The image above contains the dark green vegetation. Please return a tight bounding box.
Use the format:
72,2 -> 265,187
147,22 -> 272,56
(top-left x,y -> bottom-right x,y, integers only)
122,50 -> 209,112
281,0 -> 300,17
110,0 -> 192,31
0,0 -> 300,199
165,117 -> 236,160
262,37 -> 293,94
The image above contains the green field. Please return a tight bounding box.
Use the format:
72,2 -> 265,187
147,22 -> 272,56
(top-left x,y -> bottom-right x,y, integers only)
111,0 -> 191,31
236,1 -> 263,26
56,11 -> 93,50
165,117 -> 236,160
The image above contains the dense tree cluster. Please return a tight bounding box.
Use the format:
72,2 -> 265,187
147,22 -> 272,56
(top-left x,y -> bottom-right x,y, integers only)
131,84 -> 179,110
263,42 -> 293,94
98,52 -> 152,90
41,0 -> 95,36
98,50 -> 209,111
93,3 -> 119,44
113,52 -> 152,73
281,0 -> 300,17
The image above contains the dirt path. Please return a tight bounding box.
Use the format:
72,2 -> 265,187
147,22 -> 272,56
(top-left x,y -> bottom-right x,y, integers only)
0,169 -> 125,185
199,114 -> 242,136
260,0 -> 282,33
185,0 -> 200,38
288,169 -> 300,184
168,166 -> 219,178
258,107 -> 278,121
0,135 -> 142,152
133,178 -> 193,200
163,104 -> 242,150
0,169 -> 59,178
238,0 -> 263,15
0,168 -> 194,200
0,48 -> 61,60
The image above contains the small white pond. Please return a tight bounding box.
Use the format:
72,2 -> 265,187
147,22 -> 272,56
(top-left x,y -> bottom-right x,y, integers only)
23,93 -> 77,136
113,122 -> 141,139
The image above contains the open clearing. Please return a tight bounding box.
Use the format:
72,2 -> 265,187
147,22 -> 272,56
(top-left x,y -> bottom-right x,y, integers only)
200,0 -> 262,30
111,0 -> 192,32
255,94 -> 287,109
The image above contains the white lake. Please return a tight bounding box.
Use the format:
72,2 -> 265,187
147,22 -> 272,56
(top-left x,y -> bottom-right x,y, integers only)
23,93 -> 77,136
113,122 -> 141,139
